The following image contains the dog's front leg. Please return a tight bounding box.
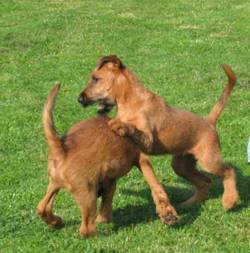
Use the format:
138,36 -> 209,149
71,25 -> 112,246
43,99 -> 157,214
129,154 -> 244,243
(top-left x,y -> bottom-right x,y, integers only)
138,154 -> 178,225
109,119 -> 153,154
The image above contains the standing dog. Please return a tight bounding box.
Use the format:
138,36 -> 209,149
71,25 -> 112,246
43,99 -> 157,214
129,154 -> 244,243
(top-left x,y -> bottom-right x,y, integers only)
37,84 -> 177,237
79,55 -> 239,217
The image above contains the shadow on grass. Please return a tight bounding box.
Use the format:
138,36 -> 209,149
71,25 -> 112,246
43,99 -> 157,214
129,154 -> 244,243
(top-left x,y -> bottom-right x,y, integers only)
114,163 -> 250,230
59,163 -> 250,234
62,186 -> 200,232
114,185 -> 202,230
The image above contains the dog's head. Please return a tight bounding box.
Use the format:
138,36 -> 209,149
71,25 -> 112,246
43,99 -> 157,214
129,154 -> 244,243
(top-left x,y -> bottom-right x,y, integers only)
78,55 -> 126,114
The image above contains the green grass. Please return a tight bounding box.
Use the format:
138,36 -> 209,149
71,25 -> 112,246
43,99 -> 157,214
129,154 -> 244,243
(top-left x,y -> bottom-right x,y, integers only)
1,0 -> 250,252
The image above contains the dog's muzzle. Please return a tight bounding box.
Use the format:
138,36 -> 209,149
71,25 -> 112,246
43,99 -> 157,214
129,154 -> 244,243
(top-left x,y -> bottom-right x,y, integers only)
78,93 -> 93,107
97,102 -> 114,115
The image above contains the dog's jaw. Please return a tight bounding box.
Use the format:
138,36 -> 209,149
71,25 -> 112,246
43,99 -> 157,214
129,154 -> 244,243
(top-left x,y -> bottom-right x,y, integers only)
97,101 -> 114,115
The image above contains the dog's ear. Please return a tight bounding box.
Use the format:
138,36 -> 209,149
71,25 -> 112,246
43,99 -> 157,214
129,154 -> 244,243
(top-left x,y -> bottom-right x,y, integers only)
97,55 -> 125,70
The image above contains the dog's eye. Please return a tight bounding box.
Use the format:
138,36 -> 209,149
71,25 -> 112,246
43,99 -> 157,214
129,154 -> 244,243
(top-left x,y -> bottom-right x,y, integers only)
92,76 -> 100,84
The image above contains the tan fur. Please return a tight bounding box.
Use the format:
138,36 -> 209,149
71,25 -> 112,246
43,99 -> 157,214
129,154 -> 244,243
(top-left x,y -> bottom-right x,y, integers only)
79,56 -> 239,211
37,85 -> 178,238
208,64 -> 237,125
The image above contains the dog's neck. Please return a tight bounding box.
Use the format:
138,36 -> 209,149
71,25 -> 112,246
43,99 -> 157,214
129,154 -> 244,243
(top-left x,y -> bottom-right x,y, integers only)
114,68 -> 163,119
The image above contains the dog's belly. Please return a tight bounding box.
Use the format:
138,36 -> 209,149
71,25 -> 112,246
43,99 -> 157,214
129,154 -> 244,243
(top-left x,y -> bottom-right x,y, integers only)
150,109 -> 209,155
151,138 -> 192,155
152,126 -> 199,155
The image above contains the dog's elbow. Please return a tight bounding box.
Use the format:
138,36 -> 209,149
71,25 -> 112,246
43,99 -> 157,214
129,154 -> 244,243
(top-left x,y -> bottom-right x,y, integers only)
141,136 -> 153,154
128,127 -> 154,154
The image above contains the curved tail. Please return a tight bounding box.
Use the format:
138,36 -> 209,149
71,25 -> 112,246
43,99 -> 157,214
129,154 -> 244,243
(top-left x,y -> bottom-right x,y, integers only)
208,64 -> 237,125
43,83 -> 64,157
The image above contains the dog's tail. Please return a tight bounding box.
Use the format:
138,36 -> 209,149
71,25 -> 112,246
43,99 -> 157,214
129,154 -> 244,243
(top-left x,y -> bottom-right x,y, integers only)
207,64 -> 237,125
43,83 -> 64,157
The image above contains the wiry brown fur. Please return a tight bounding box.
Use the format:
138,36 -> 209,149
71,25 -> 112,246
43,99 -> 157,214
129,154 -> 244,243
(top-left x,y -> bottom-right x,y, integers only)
37,84 -> 178,237
79,56 -> 239,215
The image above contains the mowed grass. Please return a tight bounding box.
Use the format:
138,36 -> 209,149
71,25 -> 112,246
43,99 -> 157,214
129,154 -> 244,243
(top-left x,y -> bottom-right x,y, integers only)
1,0 -> 250,252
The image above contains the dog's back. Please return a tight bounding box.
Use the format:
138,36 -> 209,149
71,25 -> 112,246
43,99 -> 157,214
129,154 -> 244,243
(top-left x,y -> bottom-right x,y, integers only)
43,85 -> 140,187
61,116 -> 139,180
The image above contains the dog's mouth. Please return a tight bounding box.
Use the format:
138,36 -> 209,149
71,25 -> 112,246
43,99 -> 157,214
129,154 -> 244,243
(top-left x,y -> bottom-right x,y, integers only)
78,94 -> 114,114
82,100 -> 95,107
97,100 -> 114,115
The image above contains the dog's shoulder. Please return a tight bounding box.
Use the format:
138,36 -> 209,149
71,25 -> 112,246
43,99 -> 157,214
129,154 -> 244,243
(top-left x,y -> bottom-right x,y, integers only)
61,117 -> 111,149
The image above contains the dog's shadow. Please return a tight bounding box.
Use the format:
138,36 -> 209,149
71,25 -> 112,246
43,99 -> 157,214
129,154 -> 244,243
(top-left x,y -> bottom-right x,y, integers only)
112,163 -> 250,230
63,164 -> 250,233
112,185 -> 201,230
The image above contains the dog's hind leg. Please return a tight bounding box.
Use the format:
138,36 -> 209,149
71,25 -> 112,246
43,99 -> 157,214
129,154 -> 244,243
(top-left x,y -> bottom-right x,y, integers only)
73,186 -> 97,237
138,154 -> 178,225
37,180 -> 62,228
171,155 -> 211,206
194,145 -> 239,210
96,179 -> 116,223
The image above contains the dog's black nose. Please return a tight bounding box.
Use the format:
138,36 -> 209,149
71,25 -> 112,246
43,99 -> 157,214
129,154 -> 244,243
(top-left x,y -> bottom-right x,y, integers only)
78,93 -> 84,104
78,92 -> 92,107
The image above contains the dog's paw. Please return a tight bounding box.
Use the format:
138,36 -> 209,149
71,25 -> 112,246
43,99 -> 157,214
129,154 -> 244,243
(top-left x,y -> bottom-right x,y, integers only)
161,213 -> 178,226
96,214 -> 112,224
222,189 -> 239,210
79,226 -> 96,237
48,215 -> 64,229
157,202 -> 178,226
108,119 -> 131,137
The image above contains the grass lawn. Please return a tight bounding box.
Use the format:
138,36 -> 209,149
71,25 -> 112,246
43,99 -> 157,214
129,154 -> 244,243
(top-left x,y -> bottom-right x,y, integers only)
1,0 -> 250,252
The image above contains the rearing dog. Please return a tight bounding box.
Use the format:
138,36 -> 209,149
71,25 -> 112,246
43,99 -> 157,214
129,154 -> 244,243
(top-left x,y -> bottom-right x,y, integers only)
79,55 -> 239,217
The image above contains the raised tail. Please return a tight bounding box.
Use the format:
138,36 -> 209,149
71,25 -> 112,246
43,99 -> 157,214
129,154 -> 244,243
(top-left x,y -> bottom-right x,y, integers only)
207,64 -> 237,125
43,83 -> 64,157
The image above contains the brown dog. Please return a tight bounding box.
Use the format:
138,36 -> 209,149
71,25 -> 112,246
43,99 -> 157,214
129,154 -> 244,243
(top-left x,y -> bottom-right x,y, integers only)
37,84 -> 177,237
79,55 -> 239,216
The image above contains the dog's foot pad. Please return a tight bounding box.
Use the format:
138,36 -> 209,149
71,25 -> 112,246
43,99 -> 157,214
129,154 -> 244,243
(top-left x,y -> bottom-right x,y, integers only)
162,214 -> 178,225
48,216 -> 64,228
95,214 -> 112,224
